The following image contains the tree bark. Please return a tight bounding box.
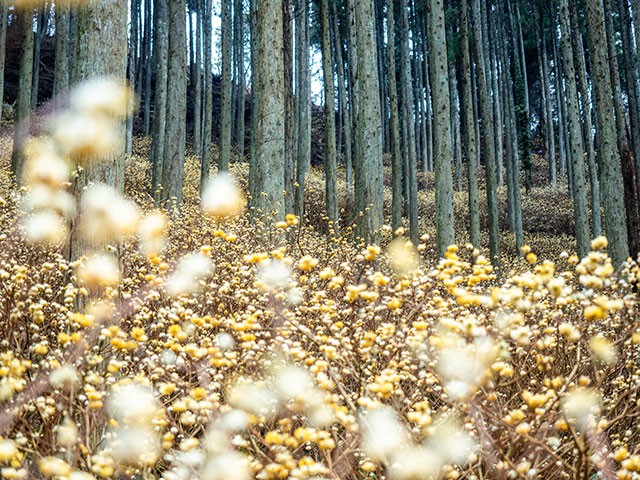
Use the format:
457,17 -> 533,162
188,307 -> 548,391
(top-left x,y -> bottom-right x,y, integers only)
428,0 -> 455,256
151,0 -> 168,201
283,0 -> 294,214
201,0 -> 213,188
559,0 -> 590,258
471,0 -> 500,268
54,0 -> 70,97
354,0 -> 383,243
11,9 -> 35,182
585,0 -> 630,266
294,0 -> 311,218
387,0 -> 402,232
459,0 -> 480,248
219,0 -> 233,171
249,0 -> 285,219
161,0 -> 187,207
235,0 -> 246,158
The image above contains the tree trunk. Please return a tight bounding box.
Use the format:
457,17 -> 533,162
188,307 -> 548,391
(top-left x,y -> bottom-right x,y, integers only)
11,9 -> 35,182
151,0 -> 168,201
332,2 -> 352,198
471,0 -> 500,268
161,0 -> 187,207
570,0 -> 601,236
194,0 -> 202,154
249,0 -> 285,218
459,0 -> 480,248
235,0 -> 246,158
354,0 -> 383,243
294,0 -> 311,218
31,8 -> 48,108
142,0 -> 152,136
219,0 -> 233,171
201,0 -> 213,188
428,0 -> 455,256
69,0 -> 128,260
283,0 -> 294,214
54,0 -> 70,97
585,0 -> 630,266
537,4 -> 556,186
386,0 -> 402,231
559,0 -> 590,258
399,0 -> 418,245
320,0 -> 338,229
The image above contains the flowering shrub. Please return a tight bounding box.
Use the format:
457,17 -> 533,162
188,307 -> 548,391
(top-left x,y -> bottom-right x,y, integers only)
0,78 -> 639,480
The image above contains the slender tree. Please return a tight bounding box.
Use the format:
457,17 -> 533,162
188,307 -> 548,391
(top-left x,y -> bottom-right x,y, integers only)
459,0 -> 480,248
201,0 -> 213,189
354,0 -> 383,243
386,0 -> 402,231
283,0 -> 294,214
585,0 -> 629,266
219,0 -> 233,172
161,0 -> 187,206
249,0 -> 285,218
11,10 -> 35,182
471,0 -> 500,268
235,0 -> 246,158
54,0 -> 71,97
194,0 -> 202,154
559,0 -> 590,258
320,0 -> 338,229
294,0 -> 311,218
151,0 -> 169,201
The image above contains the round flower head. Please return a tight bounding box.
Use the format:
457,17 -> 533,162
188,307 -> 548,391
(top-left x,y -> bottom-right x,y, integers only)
201,173 -> 245,219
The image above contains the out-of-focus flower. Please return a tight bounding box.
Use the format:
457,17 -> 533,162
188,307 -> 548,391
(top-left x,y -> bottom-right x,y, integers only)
22,211 -> 68,245
387,238 -> 421,275
38,457 -> 72,477
108,383 -> 158,425
50,366 -> 79,388
590,335 -> 617,365
360,406 -> 409,461
562,388 -> 602,430
257,260 -> 291,292
201,173 -> 245,219
77,254 -> 121,290
70,78 -> 136,119
56,417 -> 78,447
388,446 -> 441,480
109,427 -> 160,467
52,112 -> 121,164
138,211 -> 167,257
227,381 -> 278,418
23,139 -> 69,189
80,184 -> 140,244
165,253 -> 213,297
202,451 -> 250,480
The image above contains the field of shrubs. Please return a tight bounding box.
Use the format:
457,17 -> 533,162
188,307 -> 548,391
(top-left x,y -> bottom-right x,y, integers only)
0,80 -> 639,480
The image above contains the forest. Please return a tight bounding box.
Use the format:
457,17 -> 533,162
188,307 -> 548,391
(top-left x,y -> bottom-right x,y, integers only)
0,0 -> 640,478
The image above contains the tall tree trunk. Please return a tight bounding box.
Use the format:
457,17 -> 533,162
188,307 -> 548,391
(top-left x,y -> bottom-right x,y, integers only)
142,0 -> 152,136
537,4 -> 556,186
354,0 -> 383,243
428,0 -> 455,256
249,0 -> 285,218
201,0 -> 213,188
552,20 -> 568,183
421,19 -> 433,173
294,0 -> 311,217
332,2 -> 352,198
320,0 -> 338,229
248,0 -> 257,195
283,0 -> 294,214
235,0 -> 246,158
459,0 -> 480,248
161,0 -> 187,207
619,0 -> 640,223
570,0 -> 601,236
472,0 -> 500,268
11,10 -> 35,181
498,0 -> 523,253
194,0 -> 202,154
151,0 -> 168,201
31,8 -> 48,108
585,0 -> 630,266
387,0 -> 402,231
69,0 -> 128,260
604,0 -> 640,259
54,0 -> 70,97
559,0 -> 590,258
219,0 -> 233,171
126,0 -> 139,156
399,0 -> 418,245
0,2 -> 6,109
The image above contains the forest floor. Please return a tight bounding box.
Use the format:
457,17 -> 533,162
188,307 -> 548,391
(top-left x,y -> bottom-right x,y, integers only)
0,132 -> 636,480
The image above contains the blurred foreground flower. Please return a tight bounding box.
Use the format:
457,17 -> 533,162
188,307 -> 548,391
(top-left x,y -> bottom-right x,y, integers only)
201,173 -> 245,219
